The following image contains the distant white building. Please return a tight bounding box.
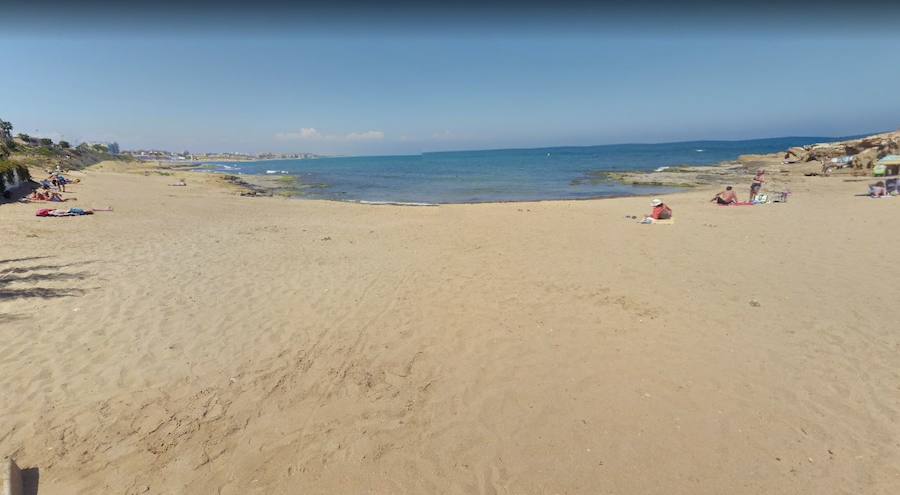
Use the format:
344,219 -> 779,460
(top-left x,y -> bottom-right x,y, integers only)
84,141 -> 120,154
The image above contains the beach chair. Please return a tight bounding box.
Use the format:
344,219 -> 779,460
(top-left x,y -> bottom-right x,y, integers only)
886,178 -> 898,195
771,191 -> 791,202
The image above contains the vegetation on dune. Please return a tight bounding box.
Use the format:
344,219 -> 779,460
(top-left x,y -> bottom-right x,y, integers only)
0,160 -> 32,196
0,116 -> 133,172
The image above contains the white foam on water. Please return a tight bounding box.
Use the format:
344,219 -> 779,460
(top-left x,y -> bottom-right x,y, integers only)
356,200 -> 438,206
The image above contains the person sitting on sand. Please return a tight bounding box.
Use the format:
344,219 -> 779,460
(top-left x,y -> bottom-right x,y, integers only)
29,188 -> 49,201
870,181 -> 887,198
647,198 -> 672,220
750,169 -> 766,201
712,186 -> 738,205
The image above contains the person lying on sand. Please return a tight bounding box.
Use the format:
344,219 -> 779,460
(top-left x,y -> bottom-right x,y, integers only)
750,169 -> 766,200
29,186 -> 74,202
712,186 -> 738,205
870,181 -> 887,198
29,189 -> 50,201
647,198 -> 672,220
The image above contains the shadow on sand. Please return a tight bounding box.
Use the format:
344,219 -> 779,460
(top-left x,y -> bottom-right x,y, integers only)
22,467 -> 39,495
0,257 -> 95,301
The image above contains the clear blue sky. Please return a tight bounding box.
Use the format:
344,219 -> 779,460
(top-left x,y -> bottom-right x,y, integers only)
3,29 -> 898,155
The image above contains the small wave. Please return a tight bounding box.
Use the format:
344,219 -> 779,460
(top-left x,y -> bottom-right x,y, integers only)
654,166 -> 670,172
695,149 -> 705,152
356,200 -> 438,206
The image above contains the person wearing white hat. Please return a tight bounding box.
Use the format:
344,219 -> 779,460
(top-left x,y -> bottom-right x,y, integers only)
648,198 -> 672,220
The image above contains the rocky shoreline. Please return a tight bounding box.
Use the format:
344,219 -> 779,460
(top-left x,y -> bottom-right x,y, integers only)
609,130 -> 899,188
219,172 -> 328,197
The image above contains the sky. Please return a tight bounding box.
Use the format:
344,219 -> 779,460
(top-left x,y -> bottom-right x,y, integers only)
2,2 -> 900,155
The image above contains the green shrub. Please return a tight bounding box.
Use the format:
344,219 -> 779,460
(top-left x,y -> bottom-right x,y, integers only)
59,140 -> 70,149
39,138 -> 53,146
0,160 -> 31,195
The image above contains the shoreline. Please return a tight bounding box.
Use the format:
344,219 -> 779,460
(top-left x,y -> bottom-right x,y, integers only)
52,129 -> 892,209
177,132 -> 898,203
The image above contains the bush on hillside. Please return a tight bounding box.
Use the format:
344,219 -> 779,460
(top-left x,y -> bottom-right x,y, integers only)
59,140 -> 70,149
39,138 -> 53,146
0,160 -> 31,196
0,119 -> 11,140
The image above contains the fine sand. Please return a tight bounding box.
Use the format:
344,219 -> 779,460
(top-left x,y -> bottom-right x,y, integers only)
1,166 -> 898,494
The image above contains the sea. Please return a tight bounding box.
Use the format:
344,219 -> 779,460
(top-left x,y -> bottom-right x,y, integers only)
200,136 -> 856,204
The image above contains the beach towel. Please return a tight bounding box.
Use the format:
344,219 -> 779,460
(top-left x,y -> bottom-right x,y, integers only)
36,208 -> 94,217
640,217 -> 675,224
718,202 -> 754,206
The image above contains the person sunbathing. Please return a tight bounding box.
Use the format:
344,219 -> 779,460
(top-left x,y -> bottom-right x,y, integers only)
29,189 -> 50,201
712,186 -> 738,205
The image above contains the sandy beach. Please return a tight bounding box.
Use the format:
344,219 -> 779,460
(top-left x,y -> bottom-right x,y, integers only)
1,165 -> 899,494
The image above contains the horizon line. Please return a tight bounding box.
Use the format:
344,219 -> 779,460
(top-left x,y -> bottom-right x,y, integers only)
190,129 -> 891,161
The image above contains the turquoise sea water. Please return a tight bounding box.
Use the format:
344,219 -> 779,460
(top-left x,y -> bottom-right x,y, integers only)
204,136 -> 855,204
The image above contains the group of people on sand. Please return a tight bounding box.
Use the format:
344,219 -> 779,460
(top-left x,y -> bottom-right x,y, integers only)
710,169 -> 767,205
25,167 -> 77,202
641,169 -> 770,222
